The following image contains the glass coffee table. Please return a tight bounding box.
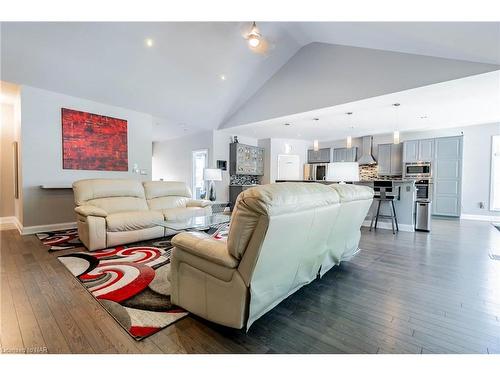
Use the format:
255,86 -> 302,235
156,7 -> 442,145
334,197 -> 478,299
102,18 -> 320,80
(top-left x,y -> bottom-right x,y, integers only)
153,214 -> 230,232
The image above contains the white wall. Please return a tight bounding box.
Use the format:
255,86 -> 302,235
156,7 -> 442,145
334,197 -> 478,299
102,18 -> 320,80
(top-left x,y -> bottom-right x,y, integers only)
320,122 -> 500,218
152,130 -> 213,194
21,86 -> 153,228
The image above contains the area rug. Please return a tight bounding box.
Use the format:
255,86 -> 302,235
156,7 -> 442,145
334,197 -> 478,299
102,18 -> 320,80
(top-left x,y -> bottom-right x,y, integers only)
57,224 -> 229,340
36,229 -> 83,251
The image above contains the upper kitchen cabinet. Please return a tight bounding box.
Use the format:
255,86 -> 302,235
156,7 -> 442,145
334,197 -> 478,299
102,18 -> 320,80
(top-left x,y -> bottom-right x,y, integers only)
403,139 -> 434,162
229,143 -> 264,175
308,148 -> 331,163
418,139 -> 434,161
332,147 -> 357,162
377,143 -> 403,176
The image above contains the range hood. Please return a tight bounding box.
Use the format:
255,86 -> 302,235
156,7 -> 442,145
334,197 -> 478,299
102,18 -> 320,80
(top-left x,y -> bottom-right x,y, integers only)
357,136 -> 377,165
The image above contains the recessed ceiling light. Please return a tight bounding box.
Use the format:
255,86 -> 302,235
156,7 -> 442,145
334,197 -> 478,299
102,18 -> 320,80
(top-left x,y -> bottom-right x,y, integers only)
284,123 -> 291,126
219,74 -> 227,81
419,115 -> 428,119
145,38 -> 154,47
313,117 -> 319,121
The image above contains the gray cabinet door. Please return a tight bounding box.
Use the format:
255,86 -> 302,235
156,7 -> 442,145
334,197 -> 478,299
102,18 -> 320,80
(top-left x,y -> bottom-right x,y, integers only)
390,143 -> 403,175
308,149 -> 318,163
403,140 -> 418,162
319,148 -> 331,163
432,136 -> 462,217
333,148 -> 345,162
418,139 -> 434,161
333,147 -> 357,162
346,147 -> 357,162
377,144 -> 392,175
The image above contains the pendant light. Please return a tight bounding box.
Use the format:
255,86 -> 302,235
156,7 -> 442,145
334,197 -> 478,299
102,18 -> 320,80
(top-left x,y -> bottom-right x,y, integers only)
346,112 -> 354,148
392,103 -> 400,144
313,139 -> 319,151
247,22 -> 262,48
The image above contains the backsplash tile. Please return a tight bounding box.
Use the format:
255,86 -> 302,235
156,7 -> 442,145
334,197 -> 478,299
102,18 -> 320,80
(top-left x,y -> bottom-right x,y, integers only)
359,164 -> 378,181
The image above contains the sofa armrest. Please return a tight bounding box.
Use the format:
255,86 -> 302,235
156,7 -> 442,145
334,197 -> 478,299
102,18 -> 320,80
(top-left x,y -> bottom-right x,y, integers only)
186,199 -> 212,208
75,205 -> 108,218
172,231 -> 238,268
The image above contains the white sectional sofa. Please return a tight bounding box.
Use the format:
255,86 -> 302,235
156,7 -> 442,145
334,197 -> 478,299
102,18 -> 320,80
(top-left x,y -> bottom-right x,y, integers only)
73,179 -> 212,251
170,182 -> 373,329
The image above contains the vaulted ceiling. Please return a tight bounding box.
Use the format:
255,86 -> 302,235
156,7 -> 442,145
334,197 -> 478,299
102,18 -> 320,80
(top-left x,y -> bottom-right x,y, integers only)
1,22 -> 499,141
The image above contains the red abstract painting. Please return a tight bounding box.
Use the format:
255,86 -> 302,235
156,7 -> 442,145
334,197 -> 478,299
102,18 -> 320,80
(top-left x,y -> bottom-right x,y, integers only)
62,108 -> 128,171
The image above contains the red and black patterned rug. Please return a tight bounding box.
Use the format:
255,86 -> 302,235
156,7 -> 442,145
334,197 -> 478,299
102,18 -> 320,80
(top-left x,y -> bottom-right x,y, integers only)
36,229 -> 83,251
56,224 -> 230,340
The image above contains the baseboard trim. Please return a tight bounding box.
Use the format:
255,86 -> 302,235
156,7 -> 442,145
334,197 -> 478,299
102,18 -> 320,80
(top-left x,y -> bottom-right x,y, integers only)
362,220 -> 415,232
460,214 -> 500,222
0,216 -> 22,232
21,221 -> 77,235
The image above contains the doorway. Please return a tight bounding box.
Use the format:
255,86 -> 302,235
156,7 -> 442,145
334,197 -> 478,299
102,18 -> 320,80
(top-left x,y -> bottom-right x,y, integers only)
192,149 -> 208,199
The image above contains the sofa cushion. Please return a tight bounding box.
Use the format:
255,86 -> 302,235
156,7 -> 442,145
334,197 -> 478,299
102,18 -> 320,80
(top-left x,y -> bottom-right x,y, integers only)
147,196 -> 190,210
143,181 -> 192,200
106,210 -> 163,232
73,179 -> 145,205
86,197 -> 149,214
162,207 -> 207,221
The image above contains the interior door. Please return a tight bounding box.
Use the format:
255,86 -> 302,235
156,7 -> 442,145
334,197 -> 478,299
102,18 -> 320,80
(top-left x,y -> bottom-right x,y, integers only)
433,136 -> 462,217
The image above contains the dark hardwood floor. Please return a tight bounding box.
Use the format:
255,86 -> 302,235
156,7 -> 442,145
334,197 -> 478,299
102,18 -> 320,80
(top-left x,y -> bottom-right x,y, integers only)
1,218 -> 500,354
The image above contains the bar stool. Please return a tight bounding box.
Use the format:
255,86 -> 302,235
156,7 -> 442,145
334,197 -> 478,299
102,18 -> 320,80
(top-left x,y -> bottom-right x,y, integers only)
369,184 -> 399,235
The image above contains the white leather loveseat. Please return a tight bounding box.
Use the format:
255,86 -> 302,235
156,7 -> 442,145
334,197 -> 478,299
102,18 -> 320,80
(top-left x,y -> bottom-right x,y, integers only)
73,179 -> 212,251
170,182 -> 373,329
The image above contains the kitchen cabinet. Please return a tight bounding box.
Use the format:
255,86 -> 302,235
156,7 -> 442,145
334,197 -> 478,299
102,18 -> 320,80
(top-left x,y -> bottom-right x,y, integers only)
307,148 -> 331,163
403,139 -> 434,162
332,147 -> 357,162
229,143 -> 264,175
377,143 -> 402,176
418,139 -> 434,161
432,136 -> 462,217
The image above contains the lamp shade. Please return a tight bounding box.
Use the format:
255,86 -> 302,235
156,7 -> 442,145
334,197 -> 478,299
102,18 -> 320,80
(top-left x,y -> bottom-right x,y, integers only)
328,162 -> 359,182
203,168 -> 222,181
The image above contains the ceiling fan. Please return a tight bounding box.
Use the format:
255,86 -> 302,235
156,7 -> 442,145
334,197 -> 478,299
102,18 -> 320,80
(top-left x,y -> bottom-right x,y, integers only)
242,22 -> 273,55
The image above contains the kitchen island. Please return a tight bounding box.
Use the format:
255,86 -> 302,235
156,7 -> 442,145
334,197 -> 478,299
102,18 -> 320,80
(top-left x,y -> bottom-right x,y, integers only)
275,179 -> 416,232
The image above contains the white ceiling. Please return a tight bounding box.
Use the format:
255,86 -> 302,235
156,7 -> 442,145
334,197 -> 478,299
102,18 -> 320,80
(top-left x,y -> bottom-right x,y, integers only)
287,22 -> 500,65
229,71 -> 500,141
1,22 -> 499,141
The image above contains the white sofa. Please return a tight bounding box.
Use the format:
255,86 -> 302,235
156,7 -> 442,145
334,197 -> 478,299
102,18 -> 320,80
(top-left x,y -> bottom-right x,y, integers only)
170,182 -> 373,329
73,179 -> 212,251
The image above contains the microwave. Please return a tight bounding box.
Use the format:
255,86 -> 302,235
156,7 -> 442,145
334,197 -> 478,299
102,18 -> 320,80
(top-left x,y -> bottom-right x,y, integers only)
404,162 -> 432,179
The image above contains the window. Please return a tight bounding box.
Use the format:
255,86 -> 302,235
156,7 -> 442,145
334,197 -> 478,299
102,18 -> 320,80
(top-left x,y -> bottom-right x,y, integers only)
491,135 -> 500,211
192,149 -> 208,199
